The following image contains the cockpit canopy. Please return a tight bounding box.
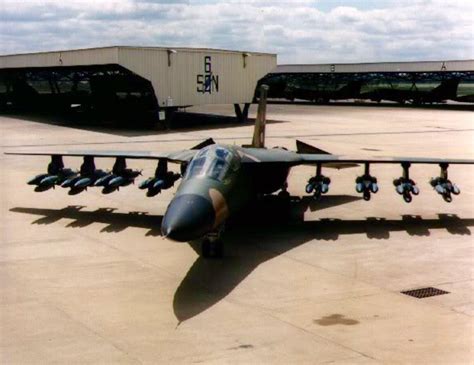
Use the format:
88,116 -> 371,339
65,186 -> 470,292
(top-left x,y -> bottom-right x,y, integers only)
184,145 -> 240,182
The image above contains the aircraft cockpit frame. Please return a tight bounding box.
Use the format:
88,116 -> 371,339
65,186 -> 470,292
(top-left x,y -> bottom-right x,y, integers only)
184,145 -> 241,183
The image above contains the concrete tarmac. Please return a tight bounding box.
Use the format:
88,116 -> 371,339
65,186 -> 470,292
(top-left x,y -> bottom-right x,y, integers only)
1,104 -> 473,364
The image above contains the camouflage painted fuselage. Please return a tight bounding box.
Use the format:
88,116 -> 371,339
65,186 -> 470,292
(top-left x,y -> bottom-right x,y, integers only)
160,144 -> 289,241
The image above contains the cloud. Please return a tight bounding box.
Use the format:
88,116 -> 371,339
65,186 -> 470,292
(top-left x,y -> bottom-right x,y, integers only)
0,0 -> 472,63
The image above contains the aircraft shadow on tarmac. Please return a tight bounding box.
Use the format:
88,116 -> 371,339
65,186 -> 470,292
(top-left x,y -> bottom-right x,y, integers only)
2,111 -> 284,138
10,195 -> 474,322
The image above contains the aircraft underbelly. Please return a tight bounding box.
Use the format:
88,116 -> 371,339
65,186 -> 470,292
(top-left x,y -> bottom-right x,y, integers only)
247,165 -> 290,194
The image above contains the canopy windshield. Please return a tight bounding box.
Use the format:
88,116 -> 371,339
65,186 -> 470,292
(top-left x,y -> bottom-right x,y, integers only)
185,145 -> 240,182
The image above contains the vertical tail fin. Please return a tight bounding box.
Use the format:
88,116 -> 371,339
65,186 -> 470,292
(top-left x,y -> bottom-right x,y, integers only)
251,85 -> 269,148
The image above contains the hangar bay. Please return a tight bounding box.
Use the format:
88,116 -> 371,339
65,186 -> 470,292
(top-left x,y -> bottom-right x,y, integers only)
259,60 -> 474,104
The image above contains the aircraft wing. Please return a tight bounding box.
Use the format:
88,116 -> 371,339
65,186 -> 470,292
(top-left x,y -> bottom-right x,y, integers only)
239,148 -> 474,166
296,154 -> 474,166
240,148 -> 474,203
4,149 -> 198,164
3,138 -> 218,164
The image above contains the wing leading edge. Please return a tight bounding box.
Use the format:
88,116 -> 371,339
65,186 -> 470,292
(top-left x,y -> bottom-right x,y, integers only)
3,138 -> 216,163
239,147 -> 474,166
297,154 -> 474,166
4,149 -> 198,164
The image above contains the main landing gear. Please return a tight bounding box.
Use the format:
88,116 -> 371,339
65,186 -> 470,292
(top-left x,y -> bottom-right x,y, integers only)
278,182 -> 290,199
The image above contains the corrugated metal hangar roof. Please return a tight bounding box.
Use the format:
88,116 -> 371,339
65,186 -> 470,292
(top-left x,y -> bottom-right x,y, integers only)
274,60 -> 474,73
0,46 -> 276,69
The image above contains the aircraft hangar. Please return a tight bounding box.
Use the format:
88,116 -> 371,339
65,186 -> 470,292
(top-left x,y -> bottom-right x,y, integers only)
259,60 -> 474,104
0,46 -> 276,122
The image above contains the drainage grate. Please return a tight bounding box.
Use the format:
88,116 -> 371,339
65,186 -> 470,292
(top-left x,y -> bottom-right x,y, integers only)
401,287 -> 449,299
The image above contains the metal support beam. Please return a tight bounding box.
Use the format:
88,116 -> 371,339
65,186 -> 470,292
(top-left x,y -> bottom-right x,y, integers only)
234,103 -> 251,123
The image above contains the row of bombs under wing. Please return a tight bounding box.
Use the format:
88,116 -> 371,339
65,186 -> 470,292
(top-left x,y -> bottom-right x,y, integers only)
27,155 -> 181,197
26,154 -> 462,203
304,161 -> 461,203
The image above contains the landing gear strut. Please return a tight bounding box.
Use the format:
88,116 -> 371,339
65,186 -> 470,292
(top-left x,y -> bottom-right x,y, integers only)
201,227 -> 225,258
201,239 -> 224,258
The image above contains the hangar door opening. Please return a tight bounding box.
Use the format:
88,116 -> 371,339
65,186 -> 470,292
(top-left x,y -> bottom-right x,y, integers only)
0,65 -> 158,120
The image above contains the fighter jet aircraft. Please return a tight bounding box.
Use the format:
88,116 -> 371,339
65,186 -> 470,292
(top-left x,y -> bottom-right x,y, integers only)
6,85 -> 474,257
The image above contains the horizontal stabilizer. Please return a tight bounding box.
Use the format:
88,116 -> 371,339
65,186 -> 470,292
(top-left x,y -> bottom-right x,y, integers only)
296,140 -> 331,155
191,138 -> 215,150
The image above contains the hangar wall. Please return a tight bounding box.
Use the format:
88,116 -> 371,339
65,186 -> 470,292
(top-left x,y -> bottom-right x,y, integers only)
117,47 -> 276,107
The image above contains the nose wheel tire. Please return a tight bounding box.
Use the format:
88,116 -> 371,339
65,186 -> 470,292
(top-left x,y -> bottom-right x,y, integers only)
202,239 -> 224,258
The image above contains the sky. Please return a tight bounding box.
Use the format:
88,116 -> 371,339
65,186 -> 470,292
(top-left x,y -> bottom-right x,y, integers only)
1,0 -> 473,64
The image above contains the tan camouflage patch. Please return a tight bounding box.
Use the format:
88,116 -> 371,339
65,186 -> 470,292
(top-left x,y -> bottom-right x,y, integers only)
209,188 -> 229,227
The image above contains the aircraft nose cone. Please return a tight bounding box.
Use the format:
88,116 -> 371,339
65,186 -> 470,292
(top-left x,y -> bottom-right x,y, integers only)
161,194 -> 215,242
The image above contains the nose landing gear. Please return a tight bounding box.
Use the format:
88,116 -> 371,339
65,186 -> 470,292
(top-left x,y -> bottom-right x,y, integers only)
200,226 -> 225,258
201,238 -> 224,258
